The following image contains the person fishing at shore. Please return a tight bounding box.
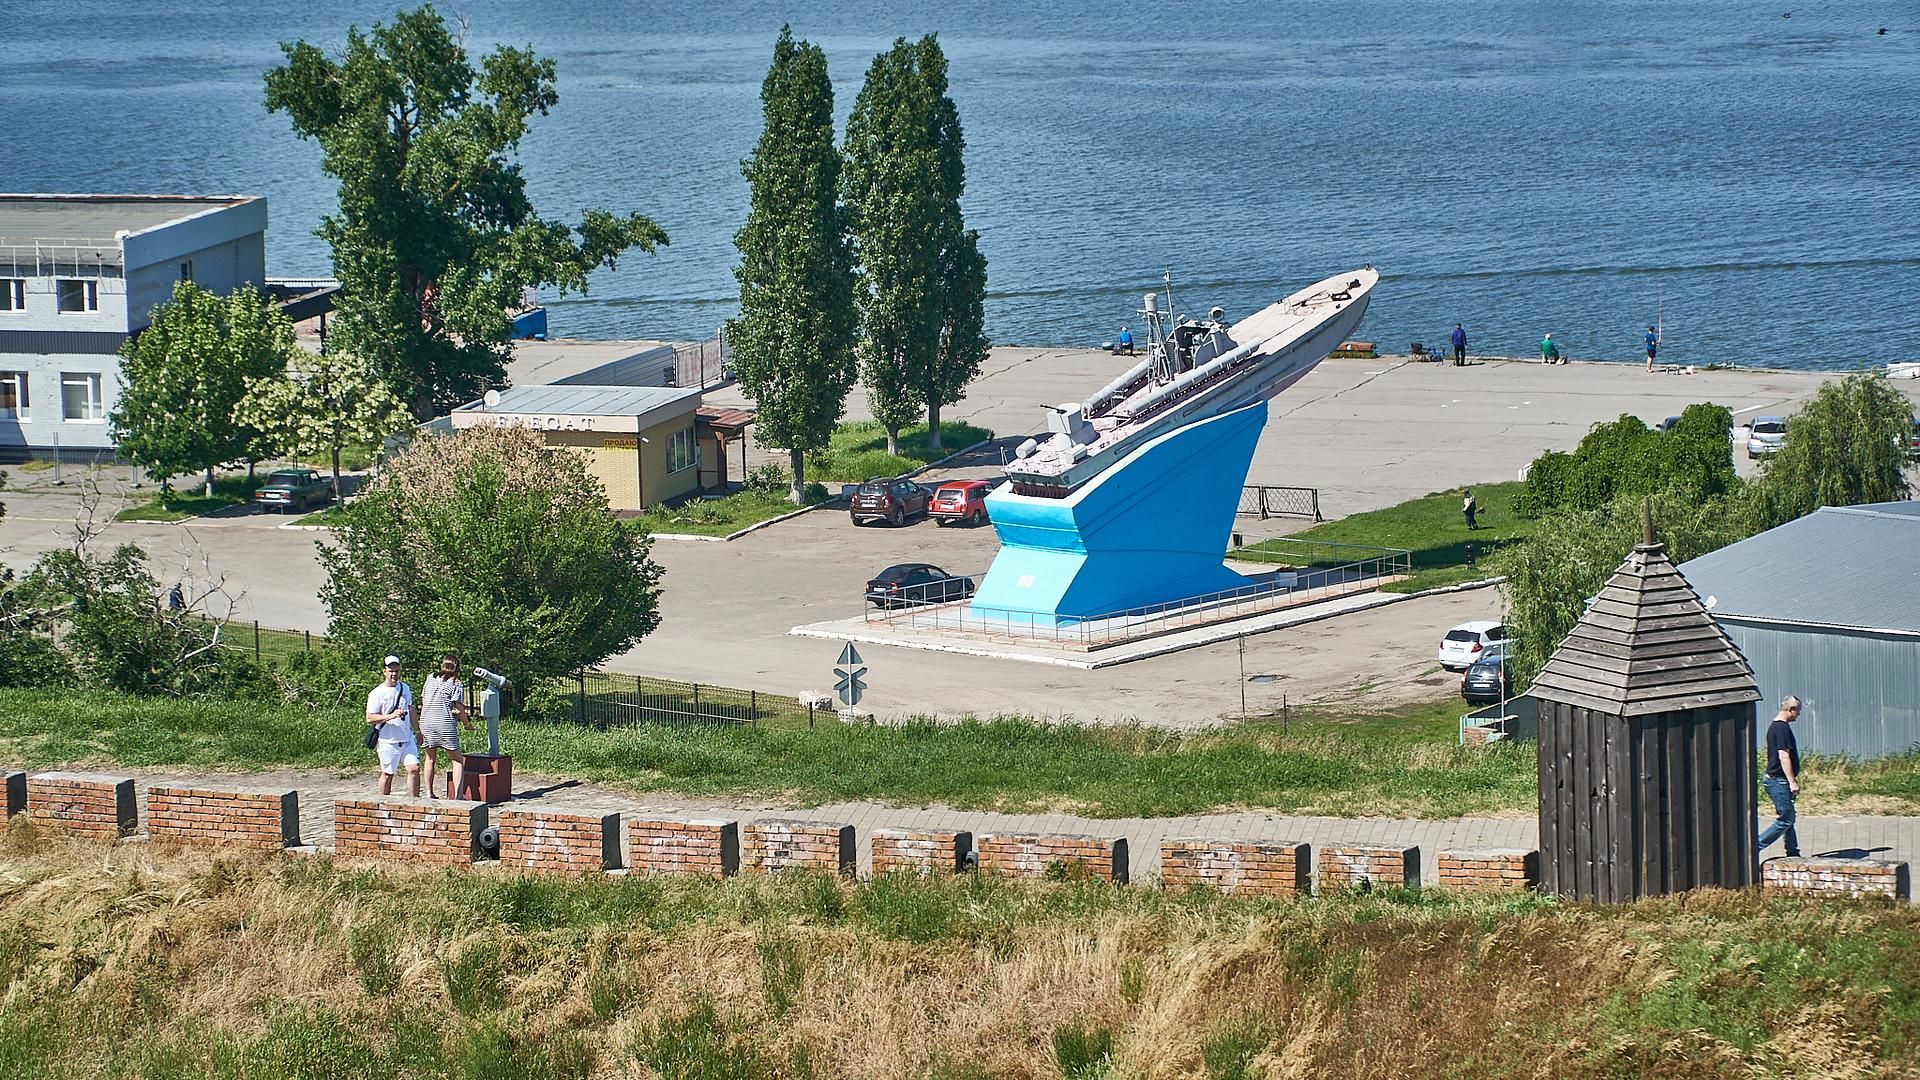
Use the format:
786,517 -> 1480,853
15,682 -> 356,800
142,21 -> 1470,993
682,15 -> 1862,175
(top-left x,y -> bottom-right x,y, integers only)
1645,325 -> 1660,371
1541,333 -> 1562,364
1450,323 -> 1467,366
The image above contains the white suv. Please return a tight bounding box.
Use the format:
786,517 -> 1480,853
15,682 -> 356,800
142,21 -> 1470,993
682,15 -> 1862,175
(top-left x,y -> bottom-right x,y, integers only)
1438,621 -> 1506,671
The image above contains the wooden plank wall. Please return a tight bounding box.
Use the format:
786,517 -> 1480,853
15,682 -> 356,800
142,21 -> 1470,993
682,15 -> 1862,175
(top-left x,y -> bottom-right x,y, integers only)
1538,699 -> 1757,903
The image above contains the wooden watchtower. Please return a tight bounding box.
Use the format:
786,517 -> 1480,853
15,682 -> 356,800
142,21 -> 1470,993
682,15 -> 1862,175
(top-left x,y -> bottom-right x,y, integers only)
1527,512 -> 1762,902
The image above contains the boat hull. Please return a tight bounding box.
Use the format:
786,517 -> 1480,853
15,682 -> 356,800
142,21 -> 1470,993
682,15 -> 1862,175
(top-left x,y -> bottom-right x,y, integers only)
971,400 -> 1269,626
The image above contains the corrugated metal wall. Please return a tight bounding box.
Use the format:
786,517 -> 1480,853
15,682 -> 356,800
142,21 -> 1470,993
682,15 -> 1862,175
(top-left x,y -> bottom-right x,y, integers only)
1720,620 -> 1920,758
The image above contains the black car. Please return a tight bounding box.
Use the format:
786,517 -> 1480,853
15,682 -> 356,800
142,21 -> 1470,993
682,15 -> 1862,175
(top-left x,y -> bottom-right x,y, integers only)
850,477 -> 933,527
1460,644 -> 1514,705
865,563 -> 975,609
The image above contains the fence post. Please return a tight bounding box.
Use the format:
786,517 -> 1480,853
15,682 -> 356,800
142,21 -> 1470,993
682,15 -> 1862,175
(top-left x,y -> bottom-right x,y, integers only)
749,689 -> 757,725
253,620 -> 261,662
576,670 -> 586,725
692,683 -> 700,720
807,701 -> 814,730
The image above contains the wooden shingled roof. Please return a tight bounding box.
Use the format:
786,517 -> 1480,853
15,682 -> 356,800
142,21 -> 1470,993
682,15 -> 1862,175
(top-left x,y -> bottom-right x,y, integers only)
1527,534 -> 1761,717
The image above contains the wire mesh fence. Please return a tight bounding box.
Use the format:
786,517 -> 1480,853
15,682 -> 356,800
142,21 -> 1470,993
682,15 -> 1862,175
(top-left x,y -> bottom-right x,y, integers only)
671,332 -> 732,389
1237,485 -> 1322,521
566,668 -> 818,728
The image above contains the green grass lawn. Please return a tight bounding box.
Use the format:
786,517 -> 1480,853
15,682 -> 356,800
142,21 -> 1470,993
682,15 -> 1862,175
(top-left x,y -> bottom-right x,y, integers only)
113,474 -> 257,522
291,505 -> 350,527
636,486 -> 827,537
1237,480 -> 1534,592
806,420 -> 993,483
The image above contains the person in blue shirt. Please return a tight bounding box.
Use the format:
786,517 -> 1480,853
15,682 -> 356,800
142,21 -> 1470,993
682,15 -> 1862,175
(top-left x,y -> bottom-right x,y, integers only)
1645,326 -> 1660,372
1450,323 -> 1467,366
1117,326 -> 1134,356
1757,695 -> 1803,857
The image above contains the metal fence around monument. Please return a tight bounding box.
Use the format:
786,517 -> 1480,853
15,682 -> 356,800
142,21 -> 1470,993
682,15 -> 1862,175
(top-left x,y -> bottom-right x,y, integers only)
863,539 -> 1409,648
1237,485 -> 1322,521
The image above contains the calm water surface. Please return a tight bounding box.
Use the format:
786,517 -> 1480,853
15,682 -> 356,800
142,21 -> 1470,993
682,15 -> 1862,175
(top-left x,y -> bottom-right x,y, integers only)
8,1 -> 1919,367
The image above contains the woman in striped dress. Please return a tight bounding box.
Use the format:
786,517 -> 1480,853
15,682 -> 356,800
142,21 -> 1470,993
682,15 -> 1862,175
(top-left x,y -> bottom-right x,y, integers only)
420,653 -> 471,798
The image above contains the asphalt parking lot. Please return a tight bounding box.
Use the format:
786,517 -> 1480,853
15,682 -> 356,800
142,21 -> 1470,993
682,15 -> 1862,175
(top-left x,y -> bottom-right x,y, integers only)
3,352 -> 1912,726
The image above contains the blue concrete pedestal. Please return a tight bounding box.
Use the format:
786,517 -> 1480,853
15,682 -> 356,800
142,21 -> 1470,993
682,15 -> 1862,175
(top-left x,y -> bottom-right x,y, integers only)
971,401 -> 1268,627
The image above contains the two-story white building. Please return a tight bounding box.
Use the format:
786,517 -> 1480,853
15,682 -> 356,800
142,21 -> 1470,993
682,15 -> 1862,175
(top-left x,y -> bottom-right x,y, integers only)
0,194 -> 268,457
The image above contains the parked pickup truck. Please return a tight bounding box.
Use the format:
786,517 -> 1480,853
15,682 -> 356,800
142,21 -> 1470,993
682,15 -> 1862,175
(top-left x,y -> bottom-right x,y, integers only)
253,468 -> 331,513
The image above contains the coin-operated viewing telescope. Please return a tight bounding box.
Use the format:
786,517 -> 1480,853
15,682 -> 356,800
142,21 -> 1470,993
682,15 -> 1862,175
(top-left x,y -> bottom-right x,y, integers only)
462,667 -> 514,804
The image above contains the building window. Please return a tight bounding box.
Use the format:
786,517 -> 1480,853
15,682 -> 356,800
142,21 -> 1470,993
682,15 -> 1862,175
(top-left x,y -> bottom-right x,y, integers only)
667,425 -> 697,474
57,279 -> 99,314
179,260 -> 193,281
0,372 -> 27,419
61,372 -> 103,421
0,279 -> 22,312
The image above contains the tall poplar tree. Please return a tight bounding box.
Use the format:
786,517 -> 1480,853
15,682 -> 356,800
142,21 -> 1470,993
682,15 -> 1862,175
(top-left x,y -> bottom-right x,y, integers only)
920,39 -> 988,451
727,27 -> 857,504
843,35 -> 987,454
264,4 -> 666,419
843,39 -> 946,456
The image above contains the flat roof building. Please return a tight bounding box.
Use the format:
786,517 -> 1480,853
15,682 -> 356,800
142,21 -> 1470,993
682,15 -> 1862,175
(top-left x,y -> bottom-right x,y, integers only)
0,193 -> 267,456
1679,502 -> 1920,757
451,384 -> 705,511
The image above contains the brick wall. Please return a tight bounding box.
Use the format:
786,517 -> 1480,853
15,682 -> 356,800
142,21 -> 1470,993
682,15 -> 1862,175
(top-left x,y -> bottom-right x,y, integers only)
334,797 -> 485,866
1319,844 -> 1420,890
1161,838 -> 1310,896
628,818 -> 739,877
25,772 -> 137,838
1436,848 -> 1538,893
495,808 -> 622,874
146,785 -> 299,850
872,828 -> 973,876
4,771 -> 22,817
743,819 -> 855,875
976,833 -> 1129,884
1762,857 -> 1910,901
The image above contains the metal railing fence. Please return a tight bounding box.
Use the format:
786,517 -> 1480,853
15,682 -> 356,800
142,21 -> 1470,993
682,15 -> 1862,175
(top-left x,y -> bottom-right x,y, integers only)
863,538 -> 1410,648
670,332 -> 731,389
565,668 -> 816,728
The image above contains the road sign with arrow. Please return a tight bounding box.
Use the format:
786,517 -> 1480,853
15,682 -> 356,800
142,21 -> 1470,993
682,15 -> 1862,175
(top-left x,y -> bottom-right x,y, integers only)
833,642 -> 866,708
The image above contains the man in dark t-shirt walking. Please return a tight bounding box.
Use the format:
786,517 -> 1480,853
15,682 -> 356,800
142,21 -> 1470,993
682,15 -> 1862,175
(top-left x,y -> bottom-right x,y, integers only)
1757,695 -> 1803,857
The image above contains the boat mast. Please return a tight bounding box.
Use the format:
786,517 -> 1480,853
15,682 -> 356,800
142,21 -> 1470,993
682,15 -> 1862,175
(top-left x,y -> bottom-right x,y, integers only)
1145,270 -> 1177,385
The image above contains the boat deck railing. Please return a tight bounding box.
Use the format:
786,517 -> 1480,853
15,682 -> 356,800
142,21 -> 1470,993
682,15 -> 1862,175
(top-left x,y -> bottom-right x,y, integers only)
862,538 -> 1411,650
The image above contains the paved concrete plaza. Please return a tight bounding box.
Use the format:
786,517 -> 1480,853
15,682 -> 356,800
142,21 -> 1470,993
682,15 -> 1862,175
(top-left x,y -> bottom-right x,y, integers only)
1,353 -> 1912,725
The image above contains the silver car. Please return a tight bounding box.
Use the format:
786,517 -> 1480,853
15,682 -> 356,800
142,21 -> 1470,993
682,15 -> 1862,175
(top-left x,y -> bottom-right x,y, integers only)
1746,415 -> 1786,459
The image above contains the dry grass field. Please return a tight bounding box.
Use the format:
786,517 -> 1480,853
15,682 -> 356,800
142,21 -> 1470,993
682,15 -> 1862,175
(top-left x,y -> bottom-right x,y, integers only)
2,823 -> 1917,1079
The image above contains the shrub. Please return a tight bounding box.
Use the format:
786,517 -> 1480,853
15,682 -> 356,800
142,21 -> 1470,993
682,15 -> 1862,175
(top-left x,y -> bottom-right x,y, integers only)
320,425 -> 664,684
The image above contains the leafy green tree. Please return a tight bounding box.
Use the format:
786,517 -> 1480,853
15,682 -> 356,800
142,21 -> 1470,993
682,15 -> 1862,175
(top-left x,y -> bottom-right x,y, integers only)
930,227 -> 989,450
1495,492 -> 1749,689
264,4 -> 666,419
1515,403 -> 1736,517
319,425 -> 664,681
727,27 -> 859,505
920,38 -> 986,451
1746,373 -> 1915,531
110,281 -> 296,495
843,38 -> 947,456
236,350 -> 414,510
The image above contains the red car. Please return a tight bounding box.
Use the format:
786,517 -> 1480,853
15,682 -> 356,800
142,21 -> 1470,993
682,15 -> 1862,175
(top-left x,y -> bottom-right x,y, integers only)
929,480 -> 990,527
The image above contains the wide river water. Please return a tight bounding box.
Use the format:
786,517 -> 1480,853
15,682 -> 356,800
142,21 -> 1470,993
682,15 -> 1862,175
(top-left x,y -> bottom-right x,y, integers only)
9,1 -> 1918,367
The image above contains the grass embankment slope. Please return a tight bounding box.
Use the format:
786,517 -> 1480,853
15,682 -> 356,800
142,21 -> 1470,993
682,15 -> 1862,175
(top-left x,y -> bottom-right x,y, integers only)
1238,481 -> 1535,592
1,831 -> 1917,1079
4,688 -> 1917,817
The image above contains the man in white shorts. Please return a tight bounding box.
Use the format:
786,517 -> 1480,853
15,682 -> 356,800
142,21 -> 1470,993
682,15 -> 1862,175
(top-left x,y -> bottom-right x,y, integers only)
365,655 -> 421,796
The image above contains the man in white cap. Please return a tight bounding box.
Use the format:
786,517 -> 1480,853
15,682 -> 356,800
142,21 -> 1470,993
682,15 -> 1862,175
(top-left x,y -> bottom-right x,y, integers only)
366,655 -> 422,796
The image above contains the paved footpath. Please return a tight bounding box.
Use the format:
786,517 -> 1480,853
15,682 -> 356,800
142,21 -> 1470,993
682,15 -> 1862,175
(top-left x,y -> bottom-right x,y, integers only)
96,766 -> 1920,896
